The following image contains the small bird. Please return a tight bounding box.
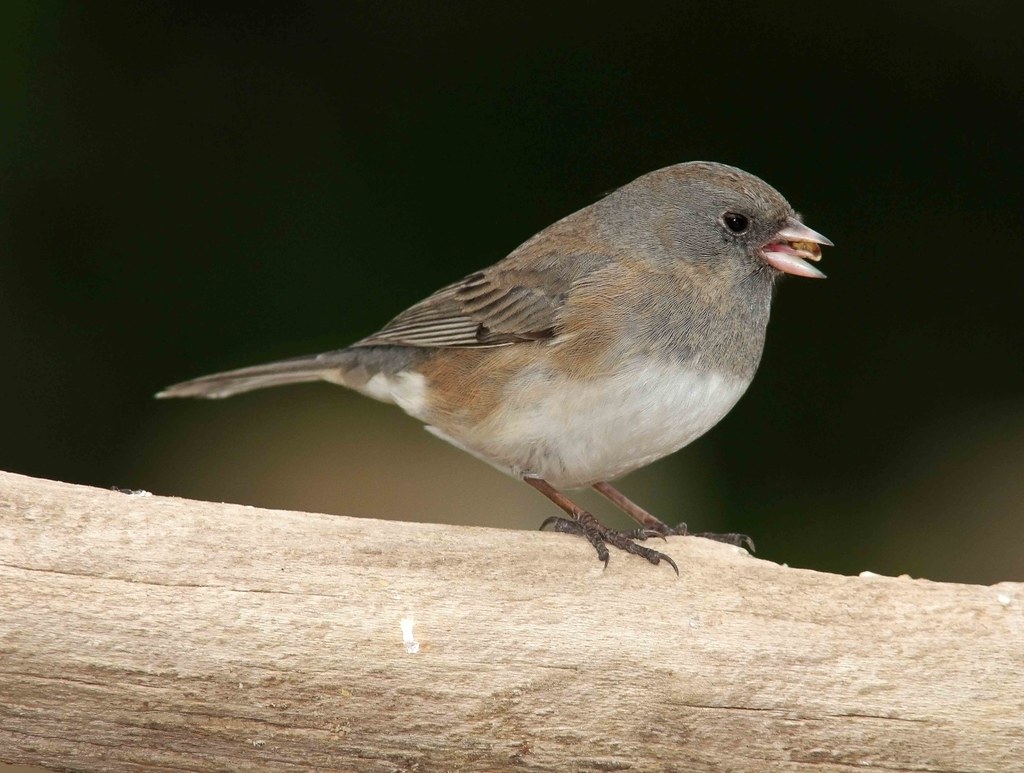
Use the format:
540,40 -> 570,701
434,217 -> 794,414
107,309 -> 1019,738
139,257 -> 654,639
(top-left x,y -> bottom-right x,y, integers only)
159,161 -> 831,573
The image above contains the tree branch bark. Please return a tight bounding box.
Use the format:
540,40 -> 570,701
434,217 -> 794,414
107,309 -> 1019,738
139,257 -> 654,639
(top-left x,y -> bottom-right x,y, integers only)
1,470 -> 1021,772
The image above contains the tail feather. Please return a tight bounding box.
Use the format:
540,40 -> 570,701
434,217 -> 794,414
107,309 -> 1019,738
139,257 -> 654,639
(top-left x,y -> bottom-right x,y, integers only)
157,350 -> 358,400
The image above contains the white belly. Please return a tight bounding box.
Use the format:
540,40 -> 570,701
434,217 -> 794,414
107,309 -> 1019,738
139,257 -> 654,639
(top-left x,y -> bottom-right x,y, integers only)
430,360 -> 750,489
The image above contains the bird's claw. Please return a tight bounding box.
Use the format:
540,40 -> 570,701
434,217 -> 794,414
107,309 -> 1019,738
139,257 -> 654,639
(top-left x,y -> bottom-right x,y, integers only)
689,531 -> 755,552
541,516 -> 679,575
628,522 -> 755,553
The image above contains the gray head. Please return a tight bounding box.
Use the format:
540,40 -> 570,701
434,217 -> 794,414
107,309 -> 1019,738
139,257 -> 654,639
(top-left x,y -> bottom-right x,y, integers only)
596,161 -> 831,280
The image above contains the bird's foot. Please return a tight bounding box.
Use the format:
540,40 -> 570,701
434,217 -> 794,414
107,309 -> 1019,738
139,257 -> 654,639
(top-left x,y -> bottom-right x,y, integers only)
590,481 -> 754,553
628,522 -> 755,553
697,532 -> 756,552
540,516 -> 679,575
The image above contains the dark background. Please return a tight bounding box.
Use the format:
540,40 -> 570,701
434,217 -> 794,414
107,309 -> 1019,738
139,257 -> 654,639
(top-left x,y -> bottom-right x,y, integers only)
3,1 -> 1022,584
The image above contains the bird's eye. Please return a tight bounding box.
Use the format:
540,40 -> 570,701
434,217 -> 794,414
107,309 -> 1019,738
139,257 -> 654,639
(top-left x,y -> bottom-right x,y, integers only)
722,212 -> 750,233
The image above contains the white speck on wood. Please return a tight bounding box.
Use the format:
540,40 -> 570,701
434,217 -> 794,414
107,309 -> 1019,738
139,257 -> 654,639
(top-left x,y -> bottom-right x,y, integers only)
400,615 -> 420,654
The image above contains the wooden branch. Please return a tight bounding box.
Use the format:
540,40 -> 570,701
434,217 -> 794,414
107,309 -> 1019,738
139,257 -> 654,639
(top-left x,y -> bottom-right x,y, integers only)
1,470 -> 1022,772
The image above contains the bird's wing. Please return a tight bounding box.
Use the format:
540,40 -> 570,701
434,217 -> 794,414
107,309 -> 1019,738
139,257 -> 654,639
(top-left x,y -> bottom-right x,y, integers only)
354,268 -> 568,348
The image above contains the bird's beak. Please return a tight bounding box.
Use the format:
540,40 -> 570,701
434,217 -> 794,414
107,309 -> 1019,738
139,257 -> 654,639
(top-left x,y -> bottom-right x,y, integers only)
760,217 -> 833,279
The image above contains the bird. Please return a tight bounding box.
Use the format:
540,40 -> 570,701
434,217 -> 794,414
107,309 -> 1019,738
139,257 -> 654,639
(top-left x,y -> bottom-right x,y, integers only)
158,161 -> 832,574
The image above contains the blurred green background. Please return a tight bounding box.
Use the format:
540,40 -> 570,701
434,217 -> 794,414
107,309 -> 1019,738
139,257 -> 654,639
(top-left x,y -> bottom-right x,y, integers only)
2,1 -> 1022,585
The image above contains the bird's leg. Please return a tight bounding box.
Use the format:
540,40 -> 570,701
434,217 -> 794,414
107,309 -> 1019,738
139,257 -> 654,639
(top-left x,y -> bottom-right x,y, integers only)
591,481 -> 673,533
523,476 -> 678,574
591,481 -> 756,553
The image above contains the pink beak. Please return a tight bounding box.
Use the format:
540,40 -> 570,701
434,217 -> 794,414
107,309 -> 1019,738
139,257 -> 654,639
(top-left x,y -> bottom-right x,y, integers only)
761,217 -> 833,279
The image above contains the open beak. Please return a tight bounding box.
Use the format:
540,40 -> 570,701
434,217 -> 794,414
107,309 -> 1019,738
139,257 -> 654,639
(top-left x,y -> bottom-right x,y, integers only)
761,217 -> 833,279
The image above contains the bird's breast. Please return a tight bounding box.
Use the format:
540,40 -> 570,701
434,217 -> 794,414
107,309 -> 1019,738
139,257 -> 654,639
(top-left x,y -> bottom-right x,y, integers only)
460,357 -> 752,488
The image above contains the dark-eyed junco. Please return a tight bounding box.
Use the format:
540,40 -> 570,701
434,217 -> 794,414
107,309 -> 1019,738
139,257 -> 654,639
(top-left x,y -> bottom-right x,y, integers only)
159,161 -> 831,573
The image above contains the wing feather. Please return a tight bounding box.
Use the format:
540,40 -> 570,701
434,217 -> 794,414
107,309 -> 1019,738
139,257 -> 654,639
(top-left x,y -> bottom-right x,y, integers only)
354,271 -> 563,349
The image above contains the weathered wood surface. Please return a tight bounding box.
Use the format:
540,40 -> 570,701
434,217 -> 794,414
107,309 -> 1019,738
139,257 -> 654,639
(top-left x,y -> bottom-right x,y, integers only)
1,470 -> 1022,772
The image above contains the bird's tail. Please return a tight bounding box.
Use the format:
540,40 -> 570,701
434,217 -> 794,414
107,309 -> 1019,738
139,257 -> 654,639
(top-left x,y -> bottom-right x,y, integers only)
156,349 -> 363,400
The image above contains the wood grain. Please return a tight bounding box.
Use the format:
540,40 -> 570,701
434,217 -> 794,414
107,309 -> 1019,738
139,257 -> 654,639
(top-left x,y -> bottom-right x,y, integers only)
1,470 -> 1022,772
